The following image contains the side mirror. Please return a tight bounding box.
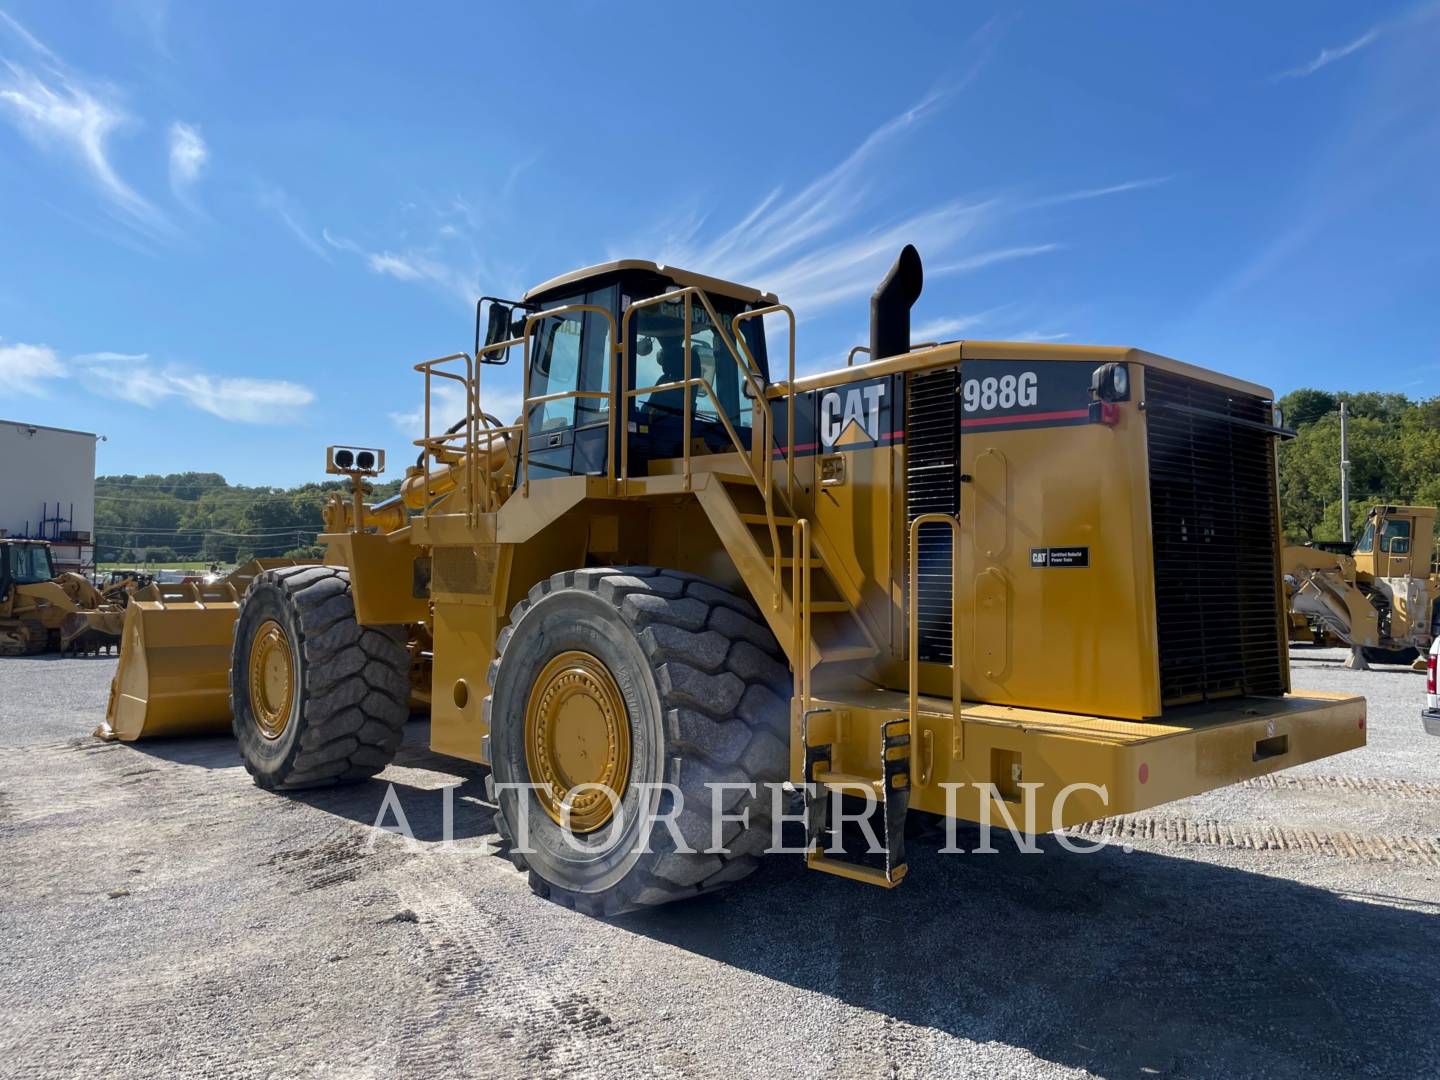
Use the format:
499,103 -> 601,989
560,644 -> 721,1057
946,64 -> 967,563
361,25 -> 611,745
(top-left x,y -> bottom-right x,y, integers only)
476,297 -> 531,365
480,302 -> 513,364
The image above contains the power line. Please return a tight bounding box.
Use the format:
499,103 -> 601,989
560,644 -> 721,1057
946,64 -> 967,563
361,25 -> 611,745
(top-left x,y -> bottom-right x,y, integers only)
93,526 -> 322,537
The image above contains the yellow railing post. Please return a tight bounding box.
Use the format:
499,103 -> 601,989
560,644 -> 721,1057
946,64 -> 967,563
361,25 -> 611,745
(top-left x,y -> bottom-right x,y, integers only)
793,518 -> 812,719
907,513 -> 962,730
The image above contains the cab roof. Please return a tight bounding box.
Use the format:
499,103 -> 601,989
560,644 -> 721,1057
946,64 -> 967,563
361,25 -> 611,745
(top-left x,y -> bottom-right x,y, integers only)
523,260 -> 777,306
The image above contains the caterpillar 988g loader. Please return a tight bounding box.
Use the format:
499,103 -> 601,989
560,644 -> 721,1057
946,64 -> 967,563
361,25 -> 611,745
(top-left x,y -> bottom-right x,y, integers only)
98,246 -> 1365,914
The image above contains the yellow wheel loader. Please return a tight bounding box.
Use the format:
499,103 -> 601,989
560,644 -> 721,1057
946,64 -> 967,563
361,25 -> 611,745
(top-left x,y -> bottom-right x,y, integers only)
99,247 -> 1365,914
0,539 -> 124,655
1285,505 -> 1440,669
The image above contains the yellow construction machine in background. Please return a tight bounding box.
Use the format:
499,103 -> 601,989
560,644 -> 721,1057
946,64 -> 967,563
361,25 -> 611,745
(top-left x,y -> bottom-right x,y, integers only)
96,246 -> 1366,914
1285,505 -> 1440,669
0,539 -> 123,655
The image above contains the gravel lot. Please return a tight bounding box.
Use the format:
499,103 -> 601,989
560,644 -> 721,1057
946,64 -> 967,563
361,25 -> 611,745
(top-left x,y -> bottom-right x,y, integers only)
2,646 -> 1437,1079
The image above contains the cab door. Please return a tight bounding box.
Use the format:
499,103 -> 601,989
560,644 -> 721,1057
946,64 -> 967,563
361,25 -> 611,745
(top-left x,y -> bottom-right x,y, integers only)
523,285 -> 618,483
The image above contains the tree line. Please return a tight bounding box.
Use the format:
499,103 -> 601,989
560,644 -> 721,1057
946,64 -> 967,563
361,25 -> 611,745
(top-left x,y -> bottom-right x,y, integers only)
94,472 -> 400,565
1276,390 -> 1440,543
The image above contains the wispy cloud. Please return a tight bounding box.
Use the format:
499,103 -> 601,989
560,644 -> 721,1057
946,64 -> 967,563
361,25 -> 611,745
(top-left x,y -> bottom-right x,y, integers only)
0,340 -> 66,395
911,312 -> 993,342
1008,328 -> 1070,342
931,243 -> 1064,275
260,186 -> 331,261
501,153 -> 539,201
325,228 -> 487,308
1273,28 -> 1380,82
79,353 -> 315,423
1028,177 -> 1174,208
167,120 -> 207,198
0,12 -> 169,233
634,43 -> 1158,325
1,339 -> 315,422
676,86 -> 954,286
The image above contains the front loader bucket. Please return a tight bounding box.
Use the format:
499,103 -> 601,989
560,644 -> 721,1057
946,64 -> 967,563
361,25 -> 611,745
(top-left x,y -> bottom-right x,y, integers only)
95,581 -> 242,742
60,609 -> 124,655
93,560 -> 308,742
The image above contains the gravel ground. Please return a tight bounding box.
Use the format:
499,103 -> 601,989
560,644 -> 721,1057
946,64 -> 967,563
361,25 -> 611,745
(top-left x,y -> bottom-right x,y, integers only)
1,646 -> 1437,1079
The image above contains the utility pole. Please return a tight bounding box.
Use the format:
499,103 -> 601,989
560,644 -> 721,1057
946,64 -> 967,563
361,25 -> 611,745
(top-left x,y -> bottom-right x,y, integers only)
1339,400 -> 1351,544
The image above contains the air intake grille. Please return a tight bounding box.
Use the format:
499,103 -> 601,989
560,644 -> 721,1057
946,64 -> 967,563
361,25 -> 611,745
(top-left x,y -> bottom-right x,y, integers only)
1145,368 -> 1286,706
906,367 -> 960,663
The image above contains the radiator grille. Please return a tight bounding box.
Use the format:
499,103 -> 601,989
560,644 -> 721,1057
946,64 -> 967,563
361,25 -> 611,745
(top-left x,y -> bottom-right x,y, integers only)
906,367 -> 960,663
1145,368 -> 1286,706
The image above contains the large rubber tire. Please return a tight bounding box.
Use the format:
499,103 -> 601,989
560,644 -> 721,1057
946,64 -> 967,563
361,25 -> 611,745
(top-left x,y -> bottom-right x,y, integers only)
1360,645 -> 1421,666
0,617 -> 48,657
485,567 -> 790,917
231,565 -> 410,790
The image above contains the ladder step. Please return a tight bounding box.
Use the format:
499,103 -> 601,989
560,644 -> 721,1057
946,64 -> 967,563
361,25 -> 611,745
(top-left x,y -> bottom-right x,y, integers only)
805,852 -> 908,888
818,644 -> 878,663
814,770 -> 885,793
808,600 -> 852,613
738,512 -> 799,527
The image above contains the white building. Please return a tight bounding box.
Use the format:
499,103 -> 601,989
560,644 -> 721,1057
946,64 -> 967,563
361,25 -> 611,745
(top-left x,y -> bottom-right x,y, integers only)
0,419 -> 100,573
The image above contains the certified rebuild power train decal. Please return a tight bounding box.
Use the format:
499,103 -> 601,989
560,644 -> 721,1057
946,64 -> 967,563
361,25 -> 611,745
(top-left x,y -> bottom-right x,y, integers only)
958,359 -> 1096,433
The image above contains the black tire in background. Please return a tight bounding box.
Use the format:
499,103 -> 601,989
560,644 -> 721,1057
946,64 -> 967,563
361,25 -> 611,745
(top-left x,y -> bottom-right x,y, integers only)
231,565 -> 410,790
1360,645 -> 1421,666
485,567 -> 790,917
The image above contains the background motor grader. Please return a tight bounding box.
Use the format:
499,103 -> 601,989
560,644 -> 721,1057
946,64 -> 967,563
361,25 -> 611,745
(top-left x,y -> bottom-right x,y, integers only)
99,247 -> 1365,915
0,539 -> 123,655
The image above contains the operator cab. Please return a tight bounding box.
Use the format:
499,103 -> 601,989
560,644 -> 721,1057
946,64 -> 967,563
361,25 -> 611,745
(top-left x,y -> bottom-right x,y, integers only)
0,541 -> 55,602
482,260 -> 775,482
1353,506 -> 1436,579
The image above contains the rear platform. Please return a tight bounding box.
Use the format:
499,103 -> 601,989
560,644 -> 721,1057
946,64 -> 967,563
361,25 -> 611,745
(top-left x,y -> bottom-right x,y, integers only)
796,689 -> 1366,828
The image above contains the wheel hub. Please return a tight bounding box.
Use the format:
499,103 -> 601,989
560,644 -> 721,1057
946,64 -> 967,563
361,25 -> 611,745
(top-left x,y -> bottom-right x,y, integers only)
524,650 -> 631,833
248,620 -> 295,740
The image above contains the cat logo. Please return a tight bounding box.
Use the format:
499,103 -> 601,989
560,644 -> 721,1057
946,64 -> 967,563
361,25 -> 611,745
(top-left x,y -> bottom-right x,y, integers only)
820,382 -> 886,449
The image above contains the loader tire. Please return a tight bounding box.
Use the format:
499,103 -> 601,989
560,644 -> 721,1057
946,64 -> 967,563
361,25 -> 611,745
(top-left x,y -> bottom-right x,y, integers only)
485,567 -> 790,917
1359,645 -> 1420,666
231,565 -> 410,790
0,617 -> 49,657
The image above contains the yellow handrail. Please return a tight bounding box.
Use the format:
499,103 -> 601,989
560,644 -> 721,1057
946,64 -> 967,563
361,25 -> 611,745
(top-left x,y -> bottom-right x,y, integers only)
413,351 -> 526,521
848,341 -> 940,366
413,353 -> 480,524
793,518 -> 812,720
620,287 -> 794,608
907,513 -> 962,729
732,304 -> 796,506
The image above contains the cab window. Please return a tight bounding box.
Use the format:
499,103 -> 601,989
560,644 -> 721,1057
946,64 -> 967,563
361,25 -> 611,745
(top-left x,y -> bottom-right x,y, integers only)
629,295 -> 764,435
11,545 -> 54,584
1381,518 -> 1411,553
1354,521 -> 1375,553
526,285 -> 616,436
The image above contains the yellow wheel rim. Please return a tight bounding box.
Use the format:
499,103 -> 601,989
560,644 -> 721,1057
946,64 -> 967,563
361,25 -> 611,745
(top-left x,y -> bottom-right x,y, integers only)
524,650 -> 631,833
248,620 -> 295,741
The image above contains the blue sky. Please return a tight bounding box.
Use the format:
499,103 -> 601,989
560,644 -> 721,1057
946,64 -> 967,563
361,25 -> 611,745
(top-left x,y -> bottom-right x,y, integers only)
1,2 -> 1436,486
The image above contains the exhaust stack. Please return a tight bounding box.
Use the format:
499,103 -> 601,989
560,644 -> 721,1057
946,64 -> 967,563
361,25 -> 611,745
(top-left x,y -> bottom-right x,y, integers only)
869,245 -> 924,363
